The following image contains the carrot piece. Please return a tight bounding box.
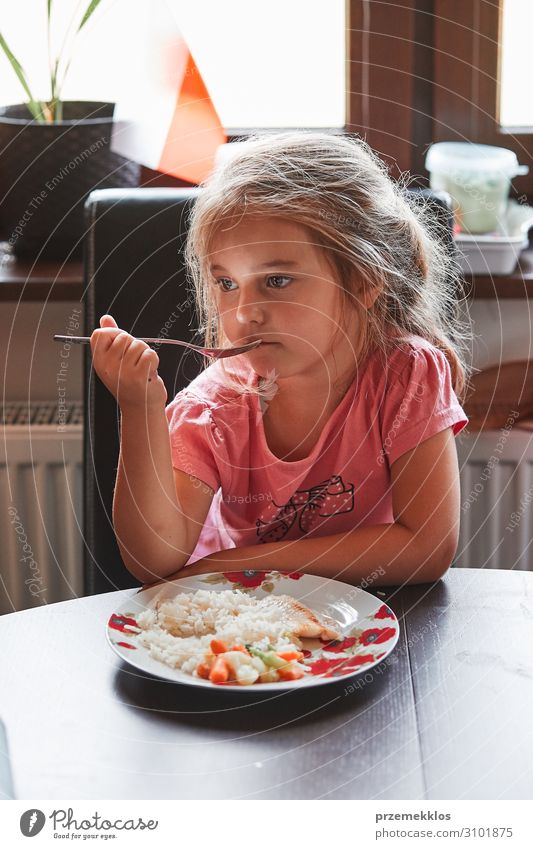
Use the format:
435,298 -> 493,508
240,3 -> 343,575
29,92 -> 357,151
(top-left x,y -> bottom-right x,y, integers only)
209,657 -> 230,684
196,662 -> 211,680
278,665 -> 305,681
277,650 -> 304,661
210,639 -> 229,655
229,644 -> 249,654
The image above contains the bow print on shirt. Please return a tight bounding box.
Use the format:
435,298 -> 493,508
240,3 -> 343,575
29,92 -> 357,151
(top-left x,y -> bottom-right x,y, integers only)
256,474 -> 355,543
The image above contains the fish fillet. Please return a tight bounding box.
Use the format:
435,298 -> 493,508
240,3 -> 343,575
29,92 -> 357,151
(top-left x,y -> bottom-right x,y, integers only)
258,594 -> 341,641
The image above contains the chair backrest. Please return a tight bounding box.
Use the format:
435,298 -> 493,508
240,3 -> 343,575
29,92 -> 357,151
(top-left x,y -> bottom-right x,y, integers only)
83,186 -> 456,595
83,188 -> 202,594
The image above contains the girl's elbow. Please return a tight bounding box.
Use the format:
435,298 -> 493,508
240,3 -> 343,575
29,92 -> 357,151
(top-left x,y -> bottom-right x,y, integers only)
427,559 -> 452,583
410,558 -> 451,585
403,523 -> 457,583
425,534 -> 458,582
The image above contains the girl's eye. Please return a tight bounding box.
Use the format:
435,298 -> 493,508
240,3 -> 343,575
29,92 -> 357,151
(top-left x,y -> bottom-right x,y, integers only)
267,275 -> 292,289
214,275 -> 292,292
216,277 -> 238,292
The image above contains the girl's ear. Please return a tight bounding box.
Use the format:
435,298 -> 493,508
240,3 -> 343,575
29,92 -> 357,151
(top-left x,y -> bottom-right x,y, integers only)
359,282 -> 382,310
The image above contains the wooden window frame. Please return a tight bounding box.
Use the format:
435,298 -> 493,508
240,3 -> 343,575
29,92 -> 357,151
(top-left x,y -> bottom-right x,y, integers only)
433,0 -> 532,197
151,0 -> 434,186
147,1 -> 531,202
347,0 -> 432,179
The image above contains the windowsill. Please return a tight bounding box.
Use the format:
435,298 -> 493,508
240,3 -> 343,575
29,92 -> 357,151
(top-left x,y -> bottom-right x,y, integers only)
461,246 -> 533,298
2,162 -> 533,305
224,127 -> 347,137
3,242 -> 533,302
0,245 -> 83,302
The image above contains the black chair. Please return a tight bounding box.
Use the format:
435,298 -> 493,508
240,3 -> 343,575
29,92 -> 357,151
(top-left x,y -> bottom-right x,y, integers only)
83,187 -> 203,594
82,186 -> 456,595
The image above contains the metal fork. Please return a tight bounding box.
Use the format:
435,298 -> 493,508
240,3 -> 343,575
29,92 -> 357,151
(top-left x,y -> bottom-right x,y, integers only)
52,335 -> 262,359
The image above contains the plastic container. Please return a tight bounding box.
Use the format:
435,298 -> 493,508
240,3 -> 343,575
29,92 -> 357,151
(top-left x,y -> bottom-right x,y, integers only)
454,199 -> 533,275
425,142 -> 528,234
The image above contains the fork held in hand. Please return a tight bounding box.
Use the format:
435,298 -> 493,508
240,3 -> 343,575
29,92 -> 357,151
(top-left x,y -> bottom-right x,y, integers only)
52,335 -> 262,359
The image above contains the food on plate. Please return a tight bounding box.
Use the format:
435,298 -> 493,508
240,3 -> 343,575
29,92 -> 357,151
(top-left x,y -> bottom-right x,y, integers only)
136,588 -> 341,685
194,640 -> 306,685
262,595 -> 340,641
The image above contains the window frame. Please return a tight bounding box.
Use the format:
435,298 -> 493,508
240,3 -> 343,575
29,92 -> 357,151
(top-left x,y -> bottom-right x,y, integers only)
158,0 -> 424,184
347,0 -> 426,178
148,0 -> 532,202
433,0 -> 533,197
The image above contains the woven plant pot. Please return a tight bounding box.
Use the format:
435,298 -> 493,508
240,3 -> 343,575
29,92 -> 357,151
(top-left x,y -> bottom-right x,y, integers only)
0,101 -> 140,260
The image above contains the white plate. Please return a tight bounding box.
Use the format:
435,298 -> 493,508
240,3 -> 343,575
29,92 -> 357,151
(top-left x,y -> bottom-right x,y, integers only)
107,570 -> 400,692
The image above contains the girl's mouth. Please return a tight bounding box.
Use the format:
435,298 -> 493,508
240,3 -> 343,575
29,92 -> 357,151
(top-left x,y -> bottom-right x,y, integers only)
245,338 -> 278,346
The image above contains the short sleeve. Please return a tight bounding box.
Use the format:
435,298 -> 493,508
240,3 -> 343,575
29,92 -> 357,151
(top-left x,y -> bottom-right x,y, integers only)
380,345 -> 469,467
165,392 -> 223,493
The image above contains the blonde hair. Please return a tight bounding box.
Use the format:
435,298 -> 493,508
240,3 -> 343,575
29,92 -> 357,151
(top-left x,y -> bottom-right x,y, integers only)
184,130 -> 471,401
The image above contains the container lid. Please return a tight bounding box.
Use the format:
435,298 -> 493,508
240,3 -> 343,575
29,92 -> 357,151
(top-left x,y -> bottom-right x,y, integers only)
425,142 -> 529,177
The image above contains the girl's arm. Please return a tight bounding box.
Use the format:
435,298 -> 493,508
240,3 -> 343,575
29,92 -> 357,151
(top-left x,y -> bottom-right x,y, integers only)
113,406 -> 213,584
90,315 -> 214,584
159,427 -> 459,587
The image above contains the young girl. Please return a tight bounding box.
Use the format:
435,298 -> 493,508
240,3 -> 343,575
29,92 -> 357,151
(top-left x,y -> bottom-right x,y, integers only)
90,131 -> 470,588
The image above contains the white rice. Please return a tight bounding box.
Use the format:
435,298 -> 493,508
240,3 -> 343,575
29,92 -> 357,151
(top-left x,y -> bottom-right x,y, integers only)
136,588 -> 303,675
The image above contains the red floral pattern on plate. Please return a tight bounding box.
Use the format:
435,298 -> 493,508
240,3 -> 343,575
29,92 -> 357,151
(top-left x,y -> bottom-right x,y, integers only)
374,603 -> 395,619
319,636 -> 358,653
359,627 -> 397,646
221,570 -> 304,590
108,614 -> 139,635
306,653 -> 376,677
222,570 -> 268,588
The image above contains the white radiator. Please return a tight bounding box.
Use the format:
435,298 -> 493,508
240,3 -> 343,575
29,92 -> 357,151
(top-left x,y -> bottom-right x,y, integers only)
1,405 -> 531,615
0,402 -> 83,615
456,428 -> 533,570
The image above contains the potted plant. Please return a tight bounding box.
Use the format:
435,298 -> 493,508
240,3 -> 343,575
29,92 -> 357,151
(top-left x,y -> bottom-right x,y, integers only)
0,1 -> 140,260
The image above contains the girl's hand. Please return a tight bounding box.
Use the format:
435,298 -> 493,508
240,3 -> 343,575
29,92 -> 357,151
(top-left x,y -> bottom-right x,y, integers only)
90,314 -> 168,411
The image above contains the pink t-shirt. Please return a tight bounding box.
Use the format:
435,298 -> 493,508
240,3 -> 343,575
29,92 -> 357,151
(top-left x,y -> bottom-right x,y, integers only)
165,334 -> 468,565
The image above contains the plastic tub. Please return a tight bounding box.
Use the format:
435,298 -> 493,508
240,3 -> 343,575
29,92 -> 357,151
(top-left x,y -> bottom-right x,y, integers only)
454,199 -> 533,275
425,142 -> 528,234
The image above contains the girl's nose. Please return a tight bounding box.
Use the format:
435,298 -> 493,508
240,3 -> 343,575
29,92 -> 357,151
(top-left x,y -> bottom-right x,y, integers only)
235,294 -> 265,326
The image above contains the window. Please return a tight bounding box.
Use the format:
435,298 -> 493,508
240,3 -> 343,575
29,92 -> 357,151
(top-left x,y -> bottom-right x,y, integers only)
4,1 -> 527,196
169,0 -> 346,129
0,0 -> 346,130
499,0 -> 533,127
433,0 -> 533,196
345,1 -> 532,196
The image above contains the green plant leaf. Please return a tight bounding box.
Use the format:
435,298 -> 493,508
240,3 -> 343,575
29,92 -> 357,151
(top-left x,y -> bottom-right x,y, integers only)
47,0 -> 52,20
78,0 -> 103,32
0,32 -> 45,122
50,56 -> 61,105
54,55 -> 72,106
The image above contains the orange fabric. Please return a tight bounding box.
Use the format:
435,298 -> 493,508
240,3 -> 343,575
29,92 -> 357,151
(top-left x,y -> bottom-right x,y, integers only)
158,43 -> 226,184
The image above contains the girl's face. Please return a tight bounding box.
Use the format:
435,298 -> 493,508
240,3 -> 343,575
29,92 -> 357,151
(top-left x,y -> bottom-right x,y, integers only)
208,215 -> 364,383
